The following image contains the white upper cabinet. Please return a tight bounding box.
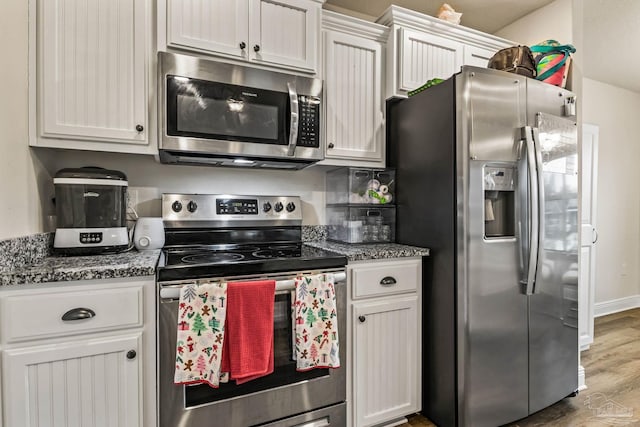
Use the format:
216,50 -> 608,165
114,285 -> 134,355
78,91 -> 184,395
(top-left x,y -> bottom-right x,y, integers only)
321,11 -> 387,167
168,0 -> 249,60
377,5 -> 512,98
164,0 -> 322,74
463,45 -> 498,68
398,28 -> 463,94
31,0 -> 154,154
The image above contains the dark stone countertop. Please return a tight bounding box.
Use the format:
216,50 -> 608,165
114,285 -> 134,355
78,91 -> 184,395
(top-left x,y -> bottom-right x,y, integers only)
0,249 -> 160,286
304,241 -> 430,262
1,243 -> 426,286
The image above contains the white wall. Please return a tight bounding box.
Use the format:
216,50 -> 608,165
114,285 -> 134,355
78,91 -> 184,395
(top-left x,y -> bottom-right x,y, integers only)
495,0 -> 573,45
0,0 -> 52,240
47,151 -> 329,225
581,78 -> 640,303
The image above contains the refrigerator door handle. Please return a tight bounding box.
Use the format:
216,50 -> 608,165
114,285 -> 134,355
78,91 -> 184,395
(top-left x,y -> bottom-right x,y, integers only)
532,126 -> 546,290
520,126 -> 539,295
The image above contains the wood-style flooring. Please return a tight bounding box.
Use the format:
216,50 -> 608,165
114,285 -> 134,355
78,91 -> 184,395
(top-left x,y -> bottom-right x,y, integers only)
400,308 -> 640,427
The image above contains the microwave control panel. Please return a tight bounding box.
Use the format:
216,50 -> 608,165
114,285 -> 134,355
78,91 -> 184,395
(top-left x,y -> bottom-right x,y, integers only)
297,95 -> 320,148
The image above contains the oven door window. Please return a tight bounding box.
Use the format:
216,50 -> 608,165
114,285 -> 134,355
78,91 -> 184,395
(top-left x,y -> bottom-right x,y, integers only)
184,292 -> 329,407
166,75 -> 288,146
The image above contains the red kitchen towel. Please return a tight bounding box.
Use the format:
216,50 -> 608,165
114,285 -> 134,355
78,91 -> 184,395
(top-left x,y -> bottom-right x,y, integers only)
221,279 -> 276,384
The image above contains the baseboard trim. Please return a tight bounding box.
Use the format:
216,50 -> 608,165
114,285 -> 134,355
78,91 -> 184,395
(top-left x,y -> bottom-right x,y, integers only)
594,295 -> 640,317
578,365 -> 587,391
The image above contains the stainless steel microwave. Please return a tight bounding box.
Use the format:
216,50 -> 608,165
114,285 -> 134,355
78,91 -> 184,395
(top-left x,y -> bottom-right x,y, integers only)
158,52 -> 323,169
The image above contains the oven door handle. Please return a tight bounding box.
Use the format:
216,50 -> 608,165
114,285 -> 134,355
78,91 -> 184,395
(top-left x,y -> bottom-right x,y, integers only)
159,271 -> 347,300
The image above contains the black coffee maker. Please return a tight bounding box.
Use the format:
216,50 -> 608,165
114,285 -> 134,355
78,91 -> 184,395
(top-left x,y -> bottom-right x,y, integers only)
53,167 -> 129,255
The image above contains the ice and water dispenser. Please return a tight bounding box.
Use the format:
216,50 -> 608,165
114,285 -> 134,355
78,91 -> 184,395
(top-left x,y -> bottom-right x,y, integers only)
484,166 -> 515,238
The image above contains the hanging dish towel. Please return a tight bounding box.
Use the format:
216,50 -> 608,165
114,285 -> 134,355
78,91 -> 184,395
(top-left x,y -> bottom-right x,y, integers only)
221,280 -> 276,384
294,273 -> 340,371
174,282 -> 227,388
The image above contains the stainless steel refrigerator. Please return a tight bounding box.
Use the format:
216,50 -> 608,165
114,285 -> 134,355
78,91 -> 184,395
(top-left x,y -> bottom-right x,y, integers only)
387,66 -> 579,427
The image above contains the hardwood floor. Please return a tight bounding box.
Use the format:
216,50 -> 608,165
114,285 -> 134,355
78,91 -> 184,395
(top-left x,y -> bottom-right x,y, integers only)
400,308 -> 640,427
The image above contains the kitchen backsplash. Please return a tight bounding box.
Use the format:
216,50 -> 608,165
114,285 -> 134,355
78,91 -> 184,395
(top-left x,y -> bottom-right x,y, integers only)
45,151 -> 332,225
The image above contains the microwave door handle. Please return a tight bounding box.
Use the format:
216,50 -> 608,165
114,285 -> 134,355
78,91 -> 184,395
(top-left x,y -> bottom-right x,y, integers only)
287,82 -> 299,156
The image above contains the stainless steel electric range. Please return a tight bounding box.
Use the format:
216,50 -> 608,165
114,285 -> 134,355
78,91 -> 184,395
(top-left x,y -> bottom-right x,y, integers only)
157,194 -> 347,427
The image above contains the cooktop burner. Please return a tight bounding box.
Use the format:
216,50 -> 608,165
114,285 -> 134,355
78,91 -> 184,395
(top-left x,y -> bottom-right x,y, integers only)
181,252 -> 245,264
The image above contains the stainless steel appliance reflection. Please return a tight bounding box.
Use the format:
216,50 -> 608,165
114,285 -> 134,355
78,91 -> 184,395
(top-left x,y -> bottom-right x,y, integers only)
156,194 -> 347,427
158,52 -> 323,170
387,67 -> 579,427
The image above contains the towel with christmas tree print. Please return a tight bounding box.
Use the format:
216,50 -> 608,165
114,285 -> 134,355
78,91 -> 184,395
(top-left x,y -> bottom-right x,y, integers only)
294,273 -> 340,371
174,282 -> 227,387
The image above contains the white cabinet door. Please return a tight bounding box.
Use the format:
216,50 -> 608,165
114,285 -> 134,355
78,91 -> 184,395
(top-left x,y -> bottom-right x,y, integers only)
398,28 -> 463,94
3,334 -> 141,427
324,31 -> 383,163
352,295 -> 419,427
248,0 -> 318,72
39,0 -> 148,145
164,0 -> 318,73
463,45 -> 496,68
580,124 -> 599,350
167,0 -> 249,60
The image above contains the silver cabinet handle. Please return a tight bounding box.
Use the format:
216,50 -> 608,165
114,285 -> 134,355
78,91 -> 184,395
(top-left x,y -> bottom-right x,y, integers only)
593,228 -> 599,244
62,308 -> 96,321
380,276 -> 397,286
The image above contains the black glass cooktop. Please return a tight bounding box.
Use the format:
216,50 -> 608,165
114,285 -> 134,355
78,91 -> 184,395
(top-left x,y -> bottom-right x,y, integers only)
157,242 -> 346,282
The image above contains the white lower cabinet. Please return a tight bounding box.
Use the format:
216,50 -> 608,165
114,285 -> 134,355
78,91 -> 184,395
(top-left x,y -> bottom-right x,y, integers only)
3,334 -> 141,427
0,277 -> 155,427
348,258 -> 422,427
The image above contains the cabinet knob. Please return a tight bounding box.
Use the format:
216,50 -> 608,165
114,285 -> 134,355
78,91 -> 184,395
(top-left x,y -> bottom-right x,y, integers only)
328,143 -> 335,149
254,44 -> 261,52
380,276 -> 397,286
239,41 -> 246,50
62,307 -> 96,321
126,350 -> 137,360
358,315 -> 366,323
135,124 -> 144,132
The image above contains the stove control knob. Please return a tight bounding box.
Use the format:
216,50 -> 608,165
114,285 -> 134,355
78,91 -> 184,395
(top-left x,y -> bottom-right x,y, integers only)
263,202 -> 272,213
286,202 -> 296,213
187,201 -> 198,213
274,202 -> 284,213
171,201 -> 183,213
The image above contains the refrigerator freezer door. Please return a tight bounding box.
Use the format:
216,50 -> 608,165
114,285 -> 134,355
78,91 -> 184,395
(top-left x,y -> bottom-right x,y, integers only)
464,67 -> 527,162
458,69 -> 529,427
528,110 -> 579,414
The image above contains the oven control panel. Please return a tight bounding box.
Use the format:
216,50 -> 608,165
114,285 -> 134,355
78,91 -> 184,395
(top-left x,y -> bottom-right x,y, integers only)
162,194 -> 302,224
216,198 -> 259,215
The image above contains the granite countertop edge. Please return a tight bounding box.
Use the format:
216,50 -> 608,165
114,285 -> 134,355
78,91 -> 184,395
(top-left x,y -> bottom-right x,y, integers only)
0,249 -> 161,287
304,241 -> 430,262
1,241 -> 429,287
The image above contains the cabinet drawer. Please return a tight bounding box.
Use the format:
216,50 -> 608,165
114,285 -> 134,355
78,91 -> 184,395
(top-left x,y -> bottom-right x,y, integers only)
2,286 -> 143,343
351,259 -> 421,299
